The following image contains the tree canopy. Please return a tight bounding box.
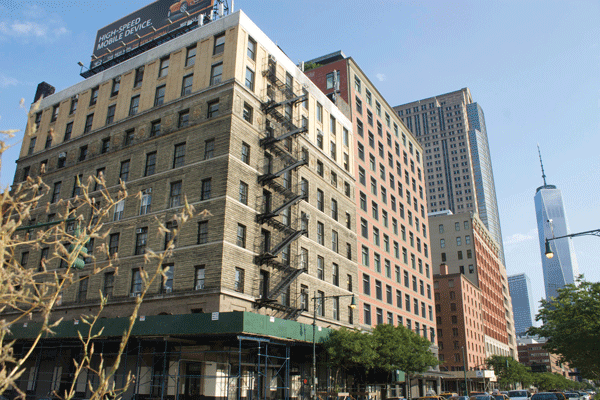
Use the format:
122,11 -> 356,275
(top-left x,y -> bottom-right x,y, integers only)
486,355 -> 532,389
324,324 -> 438,388
528,279 -> 600,381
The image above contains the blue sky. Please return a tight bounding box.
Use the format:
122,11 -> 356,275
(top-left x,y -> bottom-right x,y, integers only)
1,0 -> 599,316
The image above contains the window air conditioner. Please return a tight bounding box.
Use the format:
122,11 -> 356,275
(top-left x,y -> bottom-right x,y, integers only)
58,152 -> 67,158
195,284 -> 204,290
130,292 -> 139,298
165,287 -> 172,293
136,228 -> 144,234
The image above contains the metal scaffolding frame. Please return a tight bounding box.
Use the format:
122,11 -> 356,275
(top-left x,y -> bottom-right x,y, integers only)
10,333 -> 298,400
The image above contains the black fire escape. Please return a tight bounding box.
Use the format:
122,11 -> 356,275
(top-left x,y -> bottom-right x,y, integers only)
255,55 -> 308,319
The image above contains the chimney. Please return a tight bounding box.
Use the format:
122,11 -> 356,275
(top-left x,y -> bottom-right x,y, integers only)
33,82 -> 55,103
439,263 -> 449,275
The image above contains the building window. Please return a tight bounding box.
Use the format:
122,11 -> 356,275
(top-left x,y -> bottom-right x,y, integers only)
316,160 -> 323,177
150,119 -> 161,137
237,224 -> 246,248
317,222 -> 324,245
84,113 -> 94,133
241,142 -> 250,164
78,276 -> 89,302
69,96 -> 78,115
106,104 -> 116,124
161,264 -> 174,293
178,109 -> 189,128
213,33 -> 225,55
158,57 -> 169,77
316,189 -> 324,212
112,199 -> 124,221
234,268 -> 245,293
245,67 -> 255,91
207,100 -> 219,118
169,181 -> 182,208
77,145 -> 87,162
197,221 -> 208,244
247,37 -> 256,60
243,103 -> 253,123
134,66 -> 144,87
131,269 -> 143,295
135,227 -> 148,255
210,63 -> 223,85
145,152 -> 157,176
185,45 -> 196,67
119,160 -> 130,182
64,122 -> 73,141
103,272 -> 114,298
239,181 -> 248,205
315,256 -> 325,280
201,178 -> 211,200
204,139 -> 215,159
164,220 -> 177,250
90,87 -> 99,106
181,74 -> 193,96
364,304 -> 372,326
108,233 -> 119,256
51,181 -> 61,203
173,142 -> 186,168
111,77 -> 120,97
195,266 -> 205,290
154,85 -> 166,106
124,129 -> 134,146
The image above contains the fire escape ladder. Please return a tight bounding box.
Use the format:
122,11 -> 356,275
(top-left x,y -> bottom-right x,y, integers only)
269,230 -> 305,259
254,54 -> 309,319
260,125 -> 308,148
268,267 -> 305,300
257,193 -> 307,224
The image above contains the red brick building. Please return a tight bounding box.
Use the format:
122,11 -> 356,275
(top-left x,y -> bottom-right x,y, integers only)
517,337 -> 577,380
434,265 -> 486,370
304,52 -> 436,338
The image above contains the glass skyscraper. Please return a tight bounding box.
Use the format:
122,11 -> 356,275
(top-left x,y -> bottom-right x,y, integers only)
467,102 -> 504,265
508,273 -> 536,336
534,157 -> 579,300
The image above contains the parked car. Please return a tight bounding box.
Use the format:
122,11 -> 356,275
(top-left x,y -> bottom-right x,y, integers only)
449,395 -> 470,400
470,395 -> 494,400
577,392 -> 590,400
493,394 -> 509,400
415,396 -> 445,400
531,392 -> 563,400
441,393 -> 459,399
508,390 -> 532,400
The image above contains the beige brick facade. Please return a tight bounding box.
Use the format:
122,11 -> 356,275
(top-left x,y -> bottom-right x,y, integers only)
14,12 -> 358,328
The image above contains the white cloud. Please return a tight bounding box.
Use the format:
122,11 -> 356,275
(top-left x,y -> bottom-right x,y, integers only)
504,230 -> 537,246
0,5 -> 69,42
0,72 -> 18,88
376,73 -> 386,82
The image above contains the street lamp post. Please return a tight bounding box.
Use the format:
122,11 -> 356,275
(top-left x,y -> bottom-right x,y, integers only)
312,292 -> 356,400
545,228 -> 600,259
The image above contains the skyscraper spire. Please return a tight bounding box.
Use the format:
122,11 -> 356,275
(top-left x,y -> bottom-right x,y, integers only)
537,144 -> 547,186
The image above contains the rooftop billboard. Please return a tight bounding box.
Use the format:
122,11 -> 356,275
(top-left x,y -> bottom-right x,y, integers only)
92,0 -> 214,66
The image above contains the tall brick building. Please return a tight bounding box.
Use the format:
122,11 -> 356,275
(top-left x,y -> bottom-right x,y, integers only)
434,266 -> 485,370
304,51 -> 439,396
9,9 -> 364,400
430,212 -> 517,360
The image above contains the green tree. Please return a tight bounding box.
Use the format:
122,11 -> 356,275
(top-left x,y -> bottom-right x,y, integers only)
528,279 -> 600,381
486,355 -> 531,390
372,324 -> 438,377
324,327 -> 377,387
324,324 -> 438,396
